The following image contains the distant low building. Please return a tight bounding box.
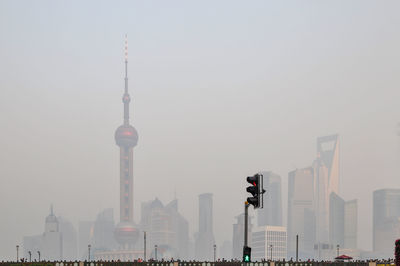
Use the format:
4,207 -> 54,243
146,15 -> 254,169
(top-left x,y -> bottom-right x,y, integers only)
252,226 -> 287,261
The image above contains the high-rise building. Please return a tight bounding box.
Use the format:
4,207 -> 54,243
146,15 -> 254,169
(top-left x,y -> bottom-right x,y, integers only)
58,217 -> 78,261
140,198 -> 189,260
195,193 -> 215,261
344,199 -> 357,249
287,167 -> 315,259
329,192 -> 345,248
373,189 -> 400,256
42,206 -> 63,261
313,134 -> 340,246
258,171 -> 282,227
328,193 -> 358,252
93,209 -> 117,252
252,226 -> 287,261
114,37 -> 140,250
232,213 -> 253,260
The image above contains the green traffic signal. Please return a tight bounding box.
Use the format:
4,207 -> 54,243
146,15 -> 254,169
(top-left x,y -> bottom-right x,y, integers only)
243,246 -> 251,262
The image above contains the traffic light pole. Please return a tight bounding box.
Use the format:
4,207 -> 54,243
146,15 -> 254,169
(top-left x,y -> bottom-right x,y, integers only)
244,201 -> 249,247
243,201 -> 250,263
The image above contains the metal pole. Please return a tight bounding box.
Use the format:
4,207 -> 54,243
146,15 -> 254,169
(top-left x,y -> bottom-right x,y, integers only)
155,245 -> 158,261
337,244 -> 339,257
38,251 -> 41,262
296,235 -> 299,262
28,251 -> 31,262
16,245 -> 19,262
88,244 -> 91,261
270,245 -> 273,261
144,231 -> 147,261
214,244 -> 217,262
244,202 -> 249,247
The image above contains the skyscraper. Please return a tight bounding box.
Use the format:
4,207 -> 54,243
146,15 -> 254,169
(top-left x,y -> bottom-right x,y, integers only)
344,199 -> 357,249
140,198 -> 189,260
329,192 -> 345,248
373,189 -> 400,256
93,209 -> 117,252
258,171 -> 282,227
195,193 -> 215,261
58,217 -> 78,261
42,206 -> 62,261
287,167 -> 315,259
313,134 -> 340,246
114,37 -> 139,249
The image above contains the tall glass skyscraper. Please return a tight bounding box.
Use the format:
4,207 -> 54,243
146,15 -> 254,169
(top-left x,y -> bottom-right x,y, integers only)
258,171 -> 282,227
287,167 -> 315,259
373,189 -> 400,255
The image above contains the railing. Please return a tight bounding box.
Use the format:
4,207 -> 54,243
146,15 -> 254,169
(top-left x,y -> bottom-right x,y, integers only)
0,261 -> 387,266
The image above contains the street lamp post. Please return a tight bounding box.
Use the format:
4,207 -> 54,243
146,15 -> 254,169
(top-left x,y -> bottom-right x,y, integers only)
269,245 -> 273,261
336,244 -> 339,257
16,245 -> 19,262
28,251 -> 32,262
88,244 -> 91,261
144,231 -> 147,261
155,245 -> 158,261
37,251 -> 41,262
213,244 -> 217,262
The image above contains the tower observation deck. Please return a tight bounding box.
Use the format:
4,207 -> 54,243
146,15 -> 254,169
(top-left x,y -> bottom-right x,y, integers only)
114,36 -> 139,249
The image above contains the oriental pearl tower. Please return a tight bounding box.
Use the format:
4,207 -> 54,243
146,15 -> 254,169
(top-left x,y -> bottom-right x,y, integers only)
114,36 -> 139,249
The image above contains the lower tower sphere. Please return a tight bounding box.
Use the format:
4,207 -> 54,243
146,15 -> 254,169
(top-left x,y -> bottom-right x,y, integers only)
114,221 -> 139,248
115,125 -> 138,147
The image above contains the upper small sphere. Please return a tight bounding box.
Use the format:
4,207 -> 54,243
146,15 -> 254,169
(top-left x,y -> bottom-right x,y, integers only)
115,125 -> 138,147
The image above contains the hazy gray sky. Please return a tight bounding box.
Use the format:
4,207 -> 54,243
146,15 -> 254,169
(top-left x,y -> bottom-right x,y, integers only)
1,0 -> 400,260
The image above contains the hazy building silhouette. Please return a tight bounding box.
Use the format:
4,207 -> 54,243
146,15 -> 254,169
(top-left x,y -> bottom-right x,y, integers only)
329,192 -> 345,248
232,212 -> 253,260
195,193 -> 215,261
313,134 -> 340,248
252,226 -> 287,261
58,217 -> 77,261
42,206 -> 62,261
78,221 -> 94,259
92,209 -> 117,253
23,235 -> 42,260
344,199 -> 357,249
373,189 -> 400,256
258,171 -> 282,227
113,37 -> 140,250
140,198 -> 189,260
287,167 -> 315,259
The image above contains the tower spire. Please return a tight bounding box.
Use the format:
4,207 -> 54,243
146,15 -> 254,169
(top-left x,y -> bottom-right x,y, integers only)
123,34 -> 131,126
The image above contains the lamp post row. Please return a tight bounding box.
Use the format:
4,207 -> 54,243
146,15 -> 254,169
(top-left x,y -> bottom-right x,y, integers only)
17,246 -> 40,262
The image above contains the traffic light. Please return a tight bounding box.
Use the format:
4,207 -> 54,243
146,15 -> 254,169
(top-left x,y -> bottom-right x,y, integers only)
246,173 -> 266,208
243,246 -> 251,262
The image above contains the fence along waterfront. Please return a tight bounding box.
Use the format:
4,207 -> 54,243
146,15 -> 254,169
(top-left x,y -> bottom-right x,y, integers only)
0,261 -> 384,266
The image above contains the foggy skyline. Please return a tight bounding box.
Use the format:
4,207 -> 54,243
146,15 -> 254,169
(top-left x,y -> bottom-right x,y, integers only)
1,0 -> 400,260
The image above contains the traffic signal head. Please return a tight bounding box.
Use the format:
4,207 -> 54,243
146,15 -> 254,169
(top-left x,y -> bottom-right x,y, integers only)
245,173 -> 266,208
243,246 -> 251,262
